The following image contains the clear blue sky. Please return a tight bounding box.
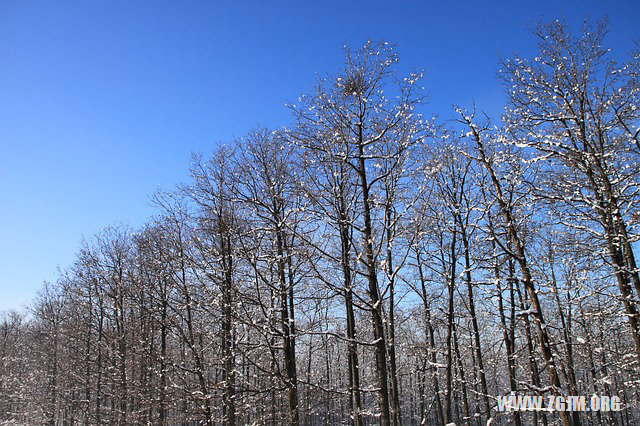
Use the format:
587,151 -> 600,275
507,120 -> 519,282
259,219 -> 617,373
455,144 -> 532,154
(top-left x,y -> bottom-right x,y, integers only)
1,1 -> 638,312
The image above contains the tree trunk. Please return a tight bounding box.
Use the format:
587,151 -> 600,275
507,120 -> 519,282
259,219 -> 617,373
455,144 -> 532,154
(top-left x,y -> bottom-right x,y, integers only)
460,225 -> 490,422
339,204 -> 363,426
356,123 -> 391,425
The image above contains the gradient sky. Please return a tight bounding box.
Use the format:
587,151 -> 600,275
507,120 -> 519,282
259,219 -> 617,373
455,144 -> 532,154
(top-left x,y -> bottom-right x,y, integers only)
1,1 -> 639,313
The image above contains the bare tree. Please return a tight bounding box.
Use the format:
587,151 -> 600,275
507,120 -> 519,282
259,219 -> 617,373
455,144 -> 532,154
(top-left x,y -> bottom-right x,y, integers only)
500,18 -> 640,363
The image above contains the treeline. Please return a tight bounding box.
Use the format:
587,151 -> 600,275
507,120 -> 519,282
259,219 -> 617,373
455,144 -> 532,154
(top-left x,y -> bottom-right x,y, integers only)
1,19 -> 640,425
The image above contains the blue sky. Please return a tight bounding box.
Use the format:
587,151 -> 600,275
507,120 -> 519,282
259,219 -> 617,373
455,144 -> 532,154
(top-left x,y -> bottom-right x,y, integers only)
1,1 -> 638,312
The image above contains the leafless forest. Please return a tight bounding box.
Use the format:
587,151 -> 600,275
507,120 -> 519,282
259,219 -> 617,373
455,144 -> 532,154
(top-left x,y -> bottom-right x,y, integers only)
2,19 -> 640,425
